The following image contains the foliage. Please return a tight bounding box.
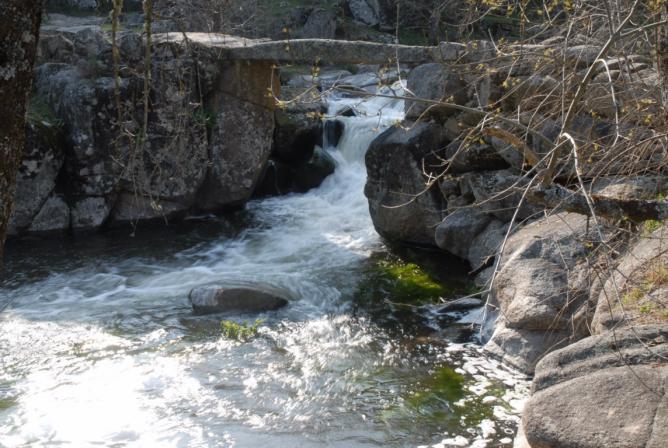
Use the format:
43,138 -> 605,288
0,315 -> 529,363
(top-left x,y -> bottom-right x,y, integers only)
355,249 -> 472,308
643,220 -> 663,234
26,94 -> 62,128
0,396 -> 17,410
221,319 -> 264,341
193,106 -> 217,129
380,363 -> 512,434
377,261 -> 449,302
622,260 -> 668,322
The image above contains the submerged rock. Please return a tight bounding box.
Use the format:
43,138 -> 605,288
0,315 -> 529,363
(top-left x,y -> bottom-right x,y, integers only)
189,287 -> 289,315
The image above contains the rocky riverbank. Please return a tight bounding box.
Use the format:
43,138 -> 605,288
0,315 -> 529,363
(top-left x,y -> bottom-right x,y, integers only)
9,3 -> 668,448
362,39 -> 667,448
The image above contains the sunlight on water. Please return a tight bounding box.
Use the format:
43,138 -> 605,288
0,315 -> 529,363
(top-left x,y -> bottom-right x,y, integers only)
0,83 -> 527,447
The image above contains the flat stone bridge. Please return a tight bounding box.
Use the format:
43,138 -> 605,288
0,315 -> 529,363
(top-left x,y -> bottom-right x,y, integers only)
152,33 -> 476,114
154,32 -> 467,65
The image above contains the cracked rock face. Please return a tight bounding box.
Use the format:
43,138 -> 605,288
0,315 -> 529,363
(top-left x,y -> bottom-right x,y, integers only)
523,325 -> 668,448
8,122 -> 65,235
483,213 -> 603,374
347,0 -> 382,27
364,122 -> 448,246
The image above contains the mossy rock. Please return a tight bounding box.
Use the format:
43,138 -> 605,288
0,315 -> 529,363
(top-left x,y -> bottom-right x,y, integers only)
357,253 -> 466,306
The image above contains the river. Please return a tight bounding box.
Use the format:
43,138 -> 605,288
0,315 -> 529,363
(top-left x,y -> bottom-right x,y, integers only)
0,84 -> 527,447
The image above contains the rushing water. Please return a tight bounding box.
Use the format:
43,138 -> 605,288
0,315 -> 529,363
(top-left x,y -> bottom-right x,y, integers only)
0,85 -> 527,447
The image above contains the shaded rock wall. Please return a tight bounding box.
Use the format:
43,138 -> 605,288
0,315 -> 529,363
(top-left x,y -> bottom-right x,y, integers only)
10,25 -> 276,236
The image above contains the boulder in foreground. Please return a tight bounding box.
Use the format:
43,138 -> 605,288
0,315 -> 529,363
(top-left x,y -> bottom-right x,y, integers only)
189,287 -> 289,315
523,325 -> 668,448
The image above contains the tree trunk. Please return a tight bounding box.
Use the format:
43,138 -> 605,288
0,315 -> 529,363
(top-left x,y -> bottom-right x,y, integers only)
0,1 -> 43,266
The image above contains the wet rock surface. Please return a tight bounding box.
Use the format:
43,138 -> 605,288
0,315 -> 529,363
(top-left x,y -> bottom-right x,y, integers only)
189,286 -> 290,315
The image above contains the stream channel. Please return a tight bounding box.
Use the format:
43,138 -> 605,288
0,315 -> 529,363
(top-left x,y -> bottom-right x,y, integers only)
0,84 -> 527,447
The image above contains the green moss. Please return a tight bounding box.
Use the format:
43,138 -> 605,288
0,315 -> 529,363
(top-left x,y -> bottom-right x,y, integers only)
27,94 -> 62,128
193,106 -> 217,130
397,29 -> 430,46
380,364 -> 511,435
0,397 -> 17,411
639,304 -> 653,314
405,366 -> 465,408
622,287 -> 645,306
620,260 -> 667,322
354,248 -> 472,311
378,261 -> 449,302
221,319 -> 264,341
644,220 -> 662,234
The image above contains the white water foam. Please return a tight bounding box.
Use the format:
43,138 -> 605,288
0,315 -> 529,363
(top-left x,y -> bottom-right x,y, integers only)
0,82 -> 527,447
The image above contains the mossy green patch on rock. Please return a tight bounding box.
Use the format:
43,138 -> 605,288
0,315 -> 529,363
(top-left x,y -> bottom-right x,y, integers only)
405,365 -> 465,407
27,93 -> 62,128
380,364 -> 512,436
357,249 -> 468,306
376,260 -> 450,303
0,396 -> 18,411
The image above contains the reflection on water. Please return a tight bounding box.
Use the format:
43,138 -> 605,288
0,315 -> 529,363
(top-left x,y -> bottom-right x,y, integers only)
0,85 -> 527,447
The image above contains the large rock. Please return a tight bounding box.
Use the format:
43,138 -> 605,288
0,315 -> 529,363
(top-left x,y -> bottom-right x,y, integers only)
592,223 -> 667,333
523,325 -> 668,448
483,213 -> 603,374
71,197 -> 112,231
189,286 -> 289,315
31,28 -> 280,232
254,159 -> 294,197
35,65 -> 122,197
365,122 -> 448,246
484,319 -> 571,375
110,193 -> 186,225
444,139 -> 508,173
28,195 -> 71,234
405,63 -> 468,121
274,103 -> 323,164
589,175 -> 668,200
466,218 -> 508,270
300,8 -> 337,39
294,147 -> 336,192
8,122 -> 65,235
460,169 -> 542,222
197,61 -> 276,210
435,207 -> 492,261
35,39 -> 210,206
347,0 -> 382,26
